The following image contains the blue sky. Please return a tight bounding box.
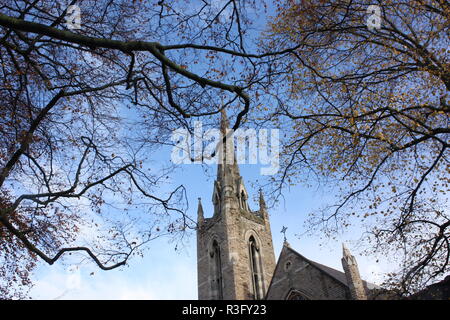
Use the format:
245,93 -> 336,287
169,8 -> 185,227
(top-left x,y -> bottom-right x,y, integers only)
29,154 -> 394,299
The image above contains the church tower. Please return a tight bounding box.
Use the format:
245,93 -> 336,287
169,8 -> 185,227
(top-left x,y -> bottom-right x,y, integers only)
197,111 -> 276,300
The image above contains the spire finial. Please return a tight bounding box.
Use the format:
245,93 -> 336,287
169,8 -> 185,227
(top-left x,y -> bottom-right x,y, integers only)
197,197 -> 204,224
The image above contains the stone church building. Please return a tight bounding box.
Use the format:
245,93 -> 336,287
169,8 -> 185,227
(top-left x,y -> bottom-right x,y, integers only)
196,112 -> 378,300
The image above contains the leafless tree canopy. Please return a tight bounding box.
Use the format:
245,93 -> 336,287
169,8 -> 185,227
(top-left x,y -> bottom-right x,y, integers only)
0,0 -> 448,298
0,0 -> 288,298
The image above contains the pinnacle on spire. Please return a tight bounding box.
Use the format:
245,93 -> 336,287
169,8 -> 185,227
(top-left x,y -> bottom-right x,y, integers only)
197,197 -> 204,224
259,189 -> 268,216
341,242 -> 367,300
259,189 -> 266,207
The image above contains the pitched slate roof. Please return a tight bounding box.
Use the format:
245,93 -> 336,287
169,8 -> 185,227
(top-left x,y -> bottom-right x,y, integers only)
284,245 -> 378,290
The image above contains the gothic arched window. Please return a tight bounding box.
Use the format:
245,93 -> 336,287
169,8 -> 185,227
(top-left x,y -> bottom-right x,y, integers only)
286,290 -> 310,300
211,240 -> 223,299
248,236 -> 264,299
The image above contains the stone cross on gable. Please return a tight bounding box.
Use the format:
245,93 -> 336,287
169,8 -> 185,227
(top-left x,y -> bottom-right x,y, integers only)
280,226 -> 288,242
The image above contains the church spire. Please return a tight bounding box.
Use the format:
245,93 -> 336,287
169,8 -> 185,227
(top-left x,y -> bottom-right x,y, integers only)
213,109 -> 250,216
215,108 -> 243,205
217,109 -> 240,182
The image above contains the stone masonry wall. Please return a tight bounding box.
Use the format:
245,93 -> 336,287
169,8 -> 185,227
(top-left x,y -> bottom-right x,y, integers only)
266,246 -> 350,300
